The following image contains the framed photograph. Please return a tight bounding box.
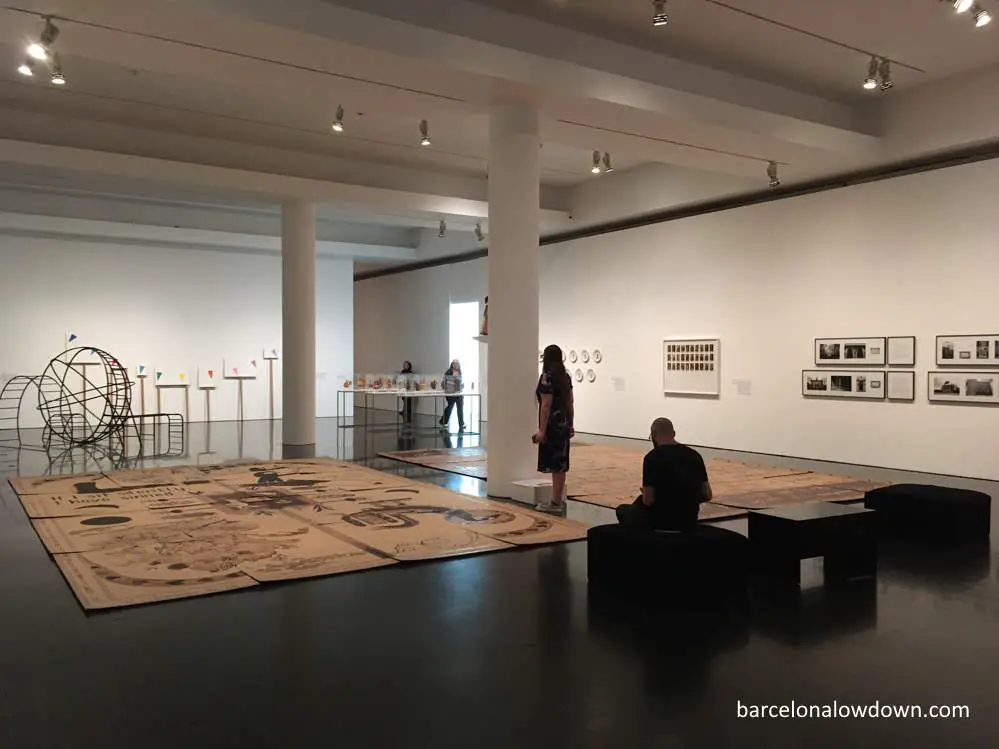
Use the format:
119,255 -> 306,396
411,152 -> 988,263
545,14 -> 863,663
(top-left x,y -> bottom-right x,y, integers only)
935,335 -> 999,367
887,336 -> 916,367
886,371 -> 915,401
814,337 -> 886,366
928,371 -> 999,404
663,338 -> 720,396
801,370 -> 886,400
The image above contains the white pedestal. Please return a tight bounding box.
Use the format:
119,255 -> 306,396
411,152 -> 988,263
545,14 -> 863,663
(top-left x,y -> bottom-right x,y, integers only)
511,478 -> 552,506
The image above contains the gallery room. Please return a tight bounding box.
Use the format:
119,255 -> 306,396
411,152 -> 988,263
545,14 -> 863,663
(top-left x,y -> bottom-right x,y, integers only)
1,2 -> 998,748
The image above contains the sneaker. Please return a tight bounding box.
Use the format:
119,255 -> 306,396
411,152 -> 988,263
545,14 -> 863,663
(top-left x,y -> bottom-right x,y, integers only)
535,500 -> 566,516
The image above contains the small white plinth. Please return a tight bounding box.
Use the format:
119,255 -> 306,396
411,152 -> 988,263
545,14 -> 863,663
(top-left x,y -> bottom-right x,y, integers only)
511,478 -> 552,505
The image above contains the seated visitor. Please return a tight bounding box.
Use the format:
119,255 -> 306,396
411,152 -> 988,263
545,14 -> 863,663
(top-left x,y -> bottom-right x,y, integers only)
616,417 -> 712,531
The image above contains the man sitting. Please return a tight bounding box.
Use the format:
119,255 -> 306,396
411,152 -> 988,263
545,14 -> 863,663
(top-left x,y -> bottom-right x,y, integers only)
616,417 -> 713,531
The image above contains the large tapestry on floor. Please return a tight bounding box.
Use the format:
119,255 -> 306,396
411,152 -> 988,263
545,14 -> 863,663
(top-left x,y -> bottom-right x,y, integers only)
8,458 -> 587,610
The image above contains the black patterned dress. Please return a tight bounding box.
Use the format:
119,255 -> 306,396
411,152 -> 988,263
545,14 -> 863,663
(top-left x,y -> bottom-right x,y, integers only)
536,371 -> 572,473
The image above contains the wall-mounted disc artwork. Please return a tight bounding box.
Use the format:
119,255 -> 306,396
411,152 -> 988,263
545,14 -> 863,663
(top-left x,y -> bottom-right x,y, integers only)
574,368 -> 583,382
592,349 -> 602,363
581,350 -> 590,363
586,369 -> 596,382
569,350 -> 578,363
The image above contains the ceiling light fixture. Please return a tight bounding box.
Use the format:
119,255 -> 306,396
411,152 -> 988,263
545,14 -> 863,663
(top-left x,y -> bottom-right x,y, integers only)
767,161 -> 780,188
331,105 -> 344,133
863,56 -> 879,90
973,4 -> 992,26
27,18 -> 59,61
17,59 -> 35,77
50,54 -> 65,85
591,150 -> 602,174
602,152 -> 614,172
954,0 -> 974,12
878,58 -> 894,90
652,0 -> 668,26
438,219 -> 446,238
420,119 -> 431,147
474,223 -> 485,242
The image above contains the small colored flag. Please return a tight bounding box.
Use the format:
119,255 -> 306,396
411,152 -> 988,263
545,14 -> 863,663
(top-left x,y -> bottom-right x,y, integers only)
155,371 -> 163,381
138,365 -> 146,376
233,367 -> 239,376
250,359 -> 257,368
208,369 -> 214,379
179,373 -> 185,382
68,333 -> 77,343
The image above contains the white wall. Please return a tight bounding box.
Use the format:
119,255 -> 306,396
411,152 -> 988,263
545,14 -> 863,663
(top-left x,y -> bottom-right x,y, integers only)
356,157 -> 999,481
354,258 -> 488,420
0,237 -> 353,426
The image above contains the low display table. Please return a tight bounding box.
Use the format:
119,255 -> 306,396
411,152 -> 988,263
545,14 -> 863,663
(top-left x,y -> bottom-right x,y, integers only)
748,502 -> 877,586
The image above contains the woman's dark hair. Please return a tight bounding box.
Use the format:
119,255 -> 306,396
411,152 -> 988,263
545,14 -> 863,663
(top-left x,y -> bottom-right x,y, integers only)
541,344 -> 571,396
402,360 -> 412,371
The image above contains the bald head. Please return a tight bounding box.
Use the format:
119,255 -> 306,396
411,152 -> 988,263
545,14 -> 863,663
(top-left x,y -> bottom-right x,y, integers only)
650,418 -> 676,446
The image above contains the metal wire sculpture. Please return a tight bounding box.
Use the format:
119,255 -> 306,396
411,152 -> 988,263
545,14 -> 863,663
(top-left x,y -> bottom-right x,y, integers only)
38,347 -> 133,444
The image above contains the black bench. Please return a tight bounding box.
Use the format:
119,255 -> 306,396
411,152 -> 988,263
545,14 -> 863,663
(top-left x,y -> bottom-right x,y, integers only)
863,483 -> 991,544
587,523 -> 750,600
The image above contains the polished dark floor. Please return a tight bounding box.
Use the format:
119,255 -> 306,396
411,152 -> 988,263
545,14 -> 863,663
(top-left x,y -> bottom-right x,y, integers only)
2,411 -> 999,748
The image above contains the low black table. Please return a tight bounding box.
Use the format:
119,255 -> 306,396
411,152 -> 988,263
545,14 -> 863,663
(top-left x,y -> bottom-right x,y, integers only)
748,502 -> 877,586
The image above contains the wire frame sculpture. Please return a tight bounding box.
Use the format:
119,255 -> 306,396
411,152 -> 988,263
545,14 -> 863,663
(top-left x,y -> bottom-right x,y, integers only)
38,347 -> 133,444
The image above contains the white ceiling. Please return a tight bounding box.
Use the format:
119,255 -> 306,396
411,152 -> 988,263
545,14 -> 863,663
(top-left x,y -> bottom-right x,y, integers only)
470,0 -> 999,100
0,0 -> 995,264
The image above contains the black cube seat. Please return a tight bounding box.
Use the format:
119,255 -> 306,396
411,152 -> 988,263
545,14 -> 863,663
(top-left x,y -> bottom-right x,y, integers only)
863,484 -> 991,544
587,523 -> 750,599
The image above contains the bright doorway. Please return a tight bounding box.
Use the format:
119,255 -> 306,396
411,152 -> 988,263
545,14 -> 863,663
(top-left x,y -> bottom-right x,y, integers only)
448,301 -> 480,396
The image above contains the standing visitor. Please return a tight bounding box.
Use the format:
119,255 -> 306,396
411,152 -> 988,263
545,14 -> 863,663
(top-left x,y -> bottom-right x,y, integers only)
440,359 -> 465,431
533,344 -> 574,515
398,360 -> 415,426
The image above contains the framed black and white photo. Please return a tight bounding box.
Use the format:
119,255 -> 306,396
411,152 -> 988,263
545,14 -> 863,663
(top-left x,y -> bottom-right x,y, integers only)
802,370 -> 886,400
663,338 -> 720,396
814,337 -> 886,366
886,371 -> 915,401
928,371 -> 999,404
887,336 -> 916,367
935,335 -> 999,367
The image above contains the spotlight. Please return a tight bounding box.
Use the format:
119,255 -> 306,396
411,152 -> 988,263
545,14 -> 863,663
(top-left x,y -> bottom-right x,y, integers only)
954,0 -> 973,12
27,18 -> 59,61
767,161 -> 780,188
50,54 -> 65,85
331,105 -> 344,133
474,223 -> 484,242
591,150 -> 602,174
863,56 -> 879,90
17,59 -> 35,77
602,152 -> 614,172
974,4 -> 992,25
438,219 -> 446,238
420,119 -> 431,147
652,0 -> 668,26
878,58 -> 893,90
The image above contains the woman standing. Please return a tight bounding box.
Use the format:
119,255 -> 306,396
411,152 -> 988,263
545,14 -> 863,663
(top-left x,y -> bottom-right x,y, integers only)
533,344 -> 574,515
439,359 -> 465,431
398,360 -> 415,426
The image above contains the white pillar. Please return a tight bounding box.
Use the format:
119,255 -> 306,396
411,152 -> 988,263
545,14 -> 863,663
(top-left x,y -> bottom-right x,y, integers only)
486,101 -> 540,498
281,200 -> 316,456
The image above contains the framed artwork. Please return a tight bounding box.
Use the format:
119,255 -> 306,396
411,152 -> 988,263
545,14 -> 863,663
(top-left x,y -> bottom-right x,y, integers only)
135,363 -> 149,379
156,371 -> 189,387
928,371 -> 999,404
262,348 -> 280,361
663,338 -> 720,396
887,336 -> 916,367
802,370 -> 885,400
935,335 -> 999,366
886,371 -> 915,401
814,337 -> 886,366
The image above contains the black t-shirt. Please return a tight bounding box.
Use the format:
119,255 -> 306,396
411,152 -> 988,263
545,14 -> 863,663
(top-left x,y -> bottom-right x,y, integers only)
641,443 -> 708,529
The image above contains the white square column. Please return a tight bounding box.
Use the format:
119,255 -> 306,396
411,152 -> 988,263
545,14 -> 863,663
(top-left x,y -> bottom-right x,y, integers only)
486,101 -> 540,498
281,200 -> 317,456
